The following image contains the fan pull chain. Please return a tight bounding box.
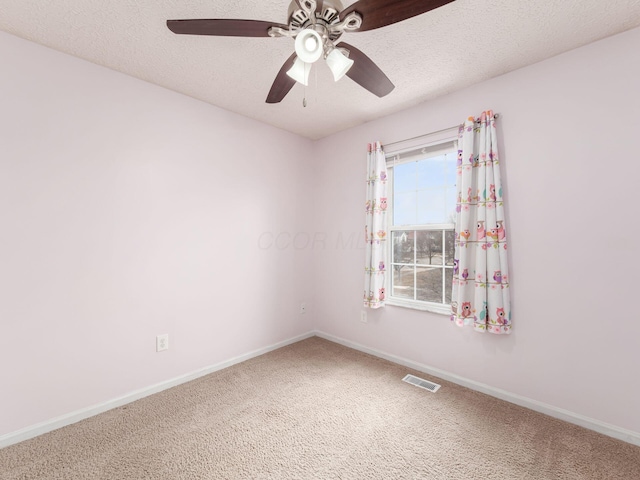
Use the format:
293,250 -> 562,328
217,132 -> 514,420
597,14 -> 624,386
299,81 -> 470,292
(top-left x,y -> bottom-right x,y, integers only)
303,63 -> 308,107
302,62 -> 318,108
314,61 -> 318,105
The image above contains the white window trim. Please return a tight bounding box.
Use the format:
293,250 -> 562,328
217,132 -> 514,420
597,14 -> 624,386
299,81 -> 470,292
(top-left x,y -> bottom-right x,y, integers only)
386,297 -> 451,315
385,136 -> 458,315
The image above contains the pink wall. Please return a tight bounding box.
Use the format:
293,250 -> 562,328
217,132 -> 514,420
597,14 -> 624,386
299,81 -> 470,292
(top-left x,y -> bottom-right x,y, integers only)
0,31 -> 314,436
312,26 -> 640,435
2,24 -> 639,442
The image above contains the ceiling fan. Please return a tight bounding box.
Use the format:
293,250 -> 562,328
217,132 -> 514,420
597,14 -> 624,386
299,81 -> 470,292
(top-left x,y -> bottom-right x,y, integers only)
167,0 -> 455,104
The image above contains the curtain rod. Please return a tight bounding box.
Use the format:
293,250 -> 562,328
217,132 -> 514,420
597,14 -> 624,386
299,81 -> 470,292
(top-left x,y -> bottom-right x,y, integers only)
383,113 -> 500,149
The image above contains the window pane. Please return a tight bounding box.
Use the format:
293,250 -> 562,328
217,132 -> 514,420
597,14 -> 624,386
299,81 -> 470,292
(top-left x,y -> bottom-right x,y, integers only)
445,268 -> 453,304
393,191 -> 416,225
445,186 -> 457,223
393,162 -> 416,193
393,265 -> 414,299
444,230 -> 455,265
417,188 -> 448,224
392,231 -> 414,264
416,267 -> 443,303
388,144 -> 457,308
416,230 -> 443,265
417,156 -> 445,189
444,153 -> 457,186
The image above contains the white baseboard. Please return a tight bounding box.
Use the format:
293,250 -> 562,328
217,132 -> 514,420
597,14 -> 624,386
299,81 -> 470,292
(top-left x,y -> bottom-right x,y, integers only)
314,330 -> 640,447
0,331 -> 315,450
4,330 -> 638,450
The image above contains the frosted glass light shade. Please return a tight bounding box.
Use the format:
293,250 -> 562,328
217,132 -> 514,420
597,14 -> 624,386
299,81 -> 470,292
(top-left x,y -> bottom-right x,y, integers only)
326,48 -> 354,82
294,29 -> 323,63
286,57 -> 311,86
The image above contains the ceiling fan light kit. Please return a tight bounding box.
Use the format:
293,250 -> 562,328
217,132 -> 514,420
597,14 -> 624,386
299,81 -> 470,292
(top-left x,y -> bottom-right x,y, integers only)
294,28 -> 324,63
166,0 -> 457,103
286,57 -> 311,86
326,47 -> 354,82
286,11 -> 355,87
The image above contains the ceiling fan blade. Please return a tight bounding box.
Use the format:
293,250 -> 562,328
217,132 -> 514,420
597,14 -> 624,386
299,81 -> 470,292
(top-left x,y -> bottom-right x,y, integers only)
338,42 -> 394,98
166,19 -> 288,37
340,0 -> 455,32
266,52 -> 298,104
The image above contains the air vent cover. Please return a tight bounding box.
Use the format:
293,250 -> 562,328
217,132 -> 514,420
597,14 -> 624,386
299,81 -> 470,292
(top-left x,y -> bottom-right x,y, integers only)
402,374 -> 441,393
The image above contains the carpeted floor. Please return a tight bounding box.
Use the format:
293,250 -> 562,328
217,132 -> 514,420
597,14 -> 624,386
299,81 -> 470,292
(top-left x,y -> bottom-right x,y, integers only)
1,336 -> 639,479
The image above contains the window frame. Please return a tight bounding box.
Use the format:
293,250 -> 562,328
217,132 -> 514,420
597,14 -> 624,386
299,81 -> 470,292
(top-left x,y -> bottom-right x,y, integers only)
385,138 -> 458,315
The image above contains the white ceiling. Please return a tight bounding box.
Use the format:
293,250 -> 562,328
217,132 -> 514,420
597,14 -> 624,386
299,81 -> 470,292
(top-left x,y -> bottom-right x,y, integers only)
1,0 -> 640,140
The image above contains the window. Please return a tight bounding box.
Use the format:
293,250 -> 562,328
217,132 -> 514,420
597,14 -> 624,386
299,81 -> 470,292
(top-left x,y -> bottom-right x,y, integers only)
386,140 -> 457,314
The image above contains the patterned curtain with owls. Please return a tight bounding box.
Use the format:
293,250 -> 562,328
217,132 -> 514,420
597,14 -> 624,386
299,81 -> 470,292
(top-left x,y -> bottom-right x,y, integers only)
451,111 -> 511,333
364,141 -> 388,308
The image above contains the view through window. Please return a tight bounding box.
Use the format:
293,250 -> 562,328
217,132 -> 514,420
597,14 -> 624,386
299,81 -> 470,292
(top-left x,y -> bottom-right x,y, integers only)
387,141 -> 457,311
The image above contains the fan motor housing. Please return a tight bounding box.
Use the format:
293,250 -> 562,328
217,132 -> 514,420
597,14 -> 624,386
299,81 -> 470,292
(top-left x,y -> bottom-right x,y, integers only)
287,0 -> 347,42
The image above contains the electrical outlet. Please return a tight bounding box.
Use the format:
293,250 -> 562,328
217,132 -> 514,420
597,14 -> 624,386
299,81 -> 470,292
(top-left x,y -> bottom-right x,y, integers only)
360,311 -> 367,323
156,334 -> 169,352
300,303 -> 306,314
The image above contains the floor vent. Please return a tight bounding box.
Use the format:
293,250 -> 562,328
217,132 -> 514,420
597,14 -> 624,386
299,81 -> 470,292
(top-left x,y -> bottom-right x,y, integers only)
402,374 -> 441,393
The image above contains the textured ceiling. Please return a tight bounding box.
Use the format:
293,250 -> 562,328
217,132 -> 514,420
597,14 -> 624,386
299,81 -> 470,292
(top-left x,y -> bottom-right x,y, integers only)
1,0 -> 640,139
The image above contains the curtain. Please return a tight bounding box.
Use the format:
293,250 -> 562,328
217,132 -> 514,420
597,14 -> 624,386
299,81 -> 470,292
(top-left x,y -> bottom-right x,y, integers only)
364,141 -> 388,308
451,111 -> 511,333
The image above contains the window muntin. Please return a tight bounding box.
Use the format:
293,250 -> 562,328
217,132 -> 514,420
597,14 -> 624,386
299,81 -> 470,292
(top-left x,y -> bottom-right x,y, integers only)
387,142 -> 457,312
391,229 -> 455,305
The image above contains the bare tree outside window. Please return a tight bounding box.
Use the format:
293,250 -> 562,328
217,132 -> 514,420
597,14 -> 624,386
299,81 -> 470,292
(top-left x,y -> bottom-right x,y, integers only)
387,143 -> 457,308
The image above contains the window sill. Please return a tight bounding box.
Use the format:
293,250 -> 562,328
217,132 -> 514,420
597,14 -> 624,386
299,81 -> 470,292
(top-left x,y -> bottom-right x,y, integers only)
386,298 -> 451,316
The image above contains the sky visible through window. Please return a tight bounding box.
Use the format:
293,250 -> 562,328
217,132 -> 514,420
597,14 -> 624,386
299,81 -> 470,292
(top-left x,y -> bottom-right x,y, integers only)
393,152 -> 457,225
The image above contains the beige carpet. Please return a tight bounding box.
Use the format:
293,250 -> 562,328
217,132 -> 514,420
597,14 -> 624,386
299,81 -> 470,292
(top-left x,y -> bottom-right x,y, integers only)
1,337 -> 639,479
